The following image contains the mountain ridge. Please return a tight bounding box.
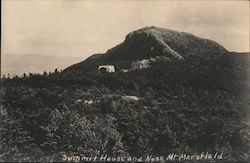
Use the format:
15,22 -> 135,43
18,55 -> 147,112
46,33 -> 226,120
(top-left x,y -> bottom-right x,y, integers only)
2,53 -> 81,76
63,26 -> 243,74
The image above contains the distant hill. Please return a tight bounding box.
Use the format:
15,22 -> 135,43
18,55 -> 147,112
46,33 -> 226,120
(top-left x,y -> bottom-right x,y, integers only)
1,54 -> 80,76
63,26 -> 231,74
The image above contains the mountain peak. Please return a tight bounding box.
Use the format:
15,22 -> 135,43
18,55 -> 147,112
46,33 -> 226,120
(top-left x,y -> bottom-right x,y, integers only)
63,26 -> 230,73
123,26 -> 228,59
126,26 -> 177,38
125,26 -> 184,59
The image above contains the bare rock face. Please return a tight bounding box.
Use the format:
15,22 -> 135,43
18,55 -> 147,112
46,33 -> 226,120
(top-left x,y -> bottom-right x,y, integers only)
105,26 -> 228,61
123,27 -> 183,60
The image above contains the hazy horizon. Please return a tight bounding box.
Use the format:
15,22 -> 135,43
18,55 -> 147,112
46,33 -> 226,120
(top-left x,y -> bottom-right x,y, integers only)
1,0 -> 249,75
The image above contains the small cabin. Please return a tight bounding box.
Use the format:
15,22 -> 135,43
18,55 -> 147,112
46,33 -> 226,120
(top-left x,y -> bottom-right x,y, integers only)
132,59 -> 151,70
98,65 -> 115,73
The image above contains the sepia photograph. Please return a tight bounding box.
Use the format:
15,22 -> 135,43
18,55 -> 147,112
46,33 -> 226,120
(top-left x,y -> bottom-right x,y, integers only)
1,0 -> 249,162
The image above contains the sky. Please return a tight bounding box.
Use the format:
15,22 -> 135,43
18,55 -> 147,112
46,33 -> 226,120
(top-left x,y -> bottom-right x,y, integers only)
2,0 -> 250,60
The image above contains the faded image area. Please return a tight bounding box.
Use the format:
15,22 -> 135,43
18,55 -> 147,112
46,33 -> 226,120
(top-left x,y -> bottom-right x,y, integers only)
1,0 -> 249,162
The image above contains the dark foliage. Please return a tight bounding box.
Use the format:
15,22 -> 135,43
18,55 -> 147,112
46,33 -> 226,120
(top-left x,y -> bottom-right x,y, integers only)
1,52 -> 249,162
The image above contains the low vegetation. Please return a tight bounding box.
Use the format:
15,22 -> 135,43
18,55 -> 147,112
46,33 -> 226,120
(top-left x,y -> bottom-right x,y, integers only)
1,53 -> 249,162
